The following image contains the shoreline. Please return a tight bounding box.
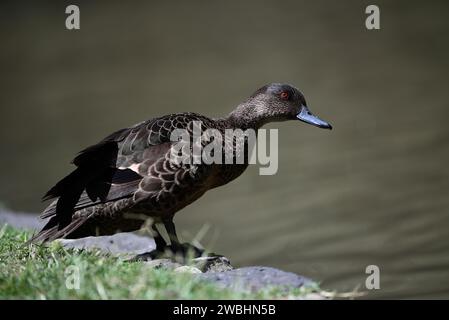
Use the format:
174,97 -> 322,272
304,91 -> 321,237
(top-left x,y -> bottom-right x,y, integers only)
0,209 -> 324,299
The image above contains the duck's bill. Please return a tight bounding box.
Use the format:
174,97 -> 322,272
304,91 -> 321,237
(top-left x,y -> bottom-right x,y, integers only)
296,106 -> 332,130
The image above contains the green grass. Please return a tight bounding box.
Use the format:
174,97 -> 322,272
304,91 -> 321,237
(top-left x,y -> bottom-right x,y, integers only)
0,225 -> 320,299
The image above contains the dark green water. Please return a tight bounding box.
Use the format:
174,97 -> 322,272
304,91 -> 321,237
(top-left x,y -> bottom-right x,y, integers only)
1,1 -> 448,298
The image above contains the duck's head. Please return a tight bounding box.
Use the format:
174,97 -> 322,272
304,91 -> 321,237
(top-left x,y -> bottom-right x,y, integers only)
230,83 -> 332,130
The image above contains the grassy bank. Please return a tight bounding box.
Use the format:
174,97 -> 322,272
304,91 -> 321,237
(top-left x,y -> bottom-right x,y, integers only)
0,225 -> 319,299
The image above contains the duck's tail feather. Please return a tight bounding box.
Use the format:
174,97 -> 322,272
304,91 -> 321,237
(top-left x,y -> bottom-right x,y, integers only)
28,213 -> 92,244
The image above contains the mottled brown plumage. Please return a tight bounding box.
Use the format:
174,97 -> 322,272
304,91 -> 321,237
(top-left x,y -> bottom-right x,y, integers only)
32,83 -> 331,255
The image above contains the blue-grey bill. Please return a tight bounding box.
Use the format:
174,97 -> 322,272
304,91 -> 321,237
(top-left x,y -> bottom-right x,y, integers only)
296,106 -> 332,130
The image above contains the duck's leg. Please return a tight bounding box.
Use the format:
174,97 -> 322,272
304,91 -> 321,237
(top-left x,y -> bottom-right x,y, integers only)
164,219 -> 204,257
128,223 -> 168,261
164,219 -> 180,245
152,223 -> 167,251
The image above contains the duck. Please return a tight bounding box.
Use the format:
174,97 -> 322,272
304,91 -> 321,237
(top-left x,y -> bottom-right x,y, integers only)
31,83 -> 332,258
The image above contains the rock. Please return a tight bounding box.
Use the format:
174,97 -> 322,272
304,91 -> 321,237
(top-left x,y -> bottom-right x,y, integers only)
144,259 -> 182,270
174,266 -> 202,274
192,255 -> 233,273
58,233 -> 155,258
0,210 -> 45,230
199,266 -> 314,293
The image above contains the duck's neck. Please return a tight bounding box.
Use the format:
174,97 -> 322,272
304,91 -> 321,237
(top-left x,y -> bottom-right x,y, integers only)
221,103 -> 268,130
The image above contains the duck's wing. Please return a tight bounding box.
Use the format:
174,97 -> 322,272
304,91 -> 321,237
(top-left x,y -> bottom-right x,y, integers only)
39,113 -> 214,225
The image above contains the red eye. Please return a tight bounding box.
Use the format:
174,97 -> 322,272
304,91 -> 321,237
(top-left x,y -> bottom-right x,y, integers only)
280,91 -> 289,100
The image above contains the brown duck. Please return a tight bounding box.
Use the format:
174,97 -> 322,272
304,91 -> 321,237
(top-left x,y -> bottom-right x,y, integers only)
32,83 -> 331,257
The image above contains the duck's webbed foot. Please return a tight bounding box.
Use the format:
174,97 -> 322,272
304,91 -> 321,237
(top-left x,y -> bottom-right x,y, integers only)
129,219 -> 218,262
168,242 -> 205,257
159,219 -> 207,258
129,249 -> 164,262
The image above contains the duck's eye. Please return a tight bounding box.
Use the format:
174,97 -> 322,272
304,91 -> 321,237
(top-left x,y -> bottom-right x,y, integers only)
280,91 -> 289,100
